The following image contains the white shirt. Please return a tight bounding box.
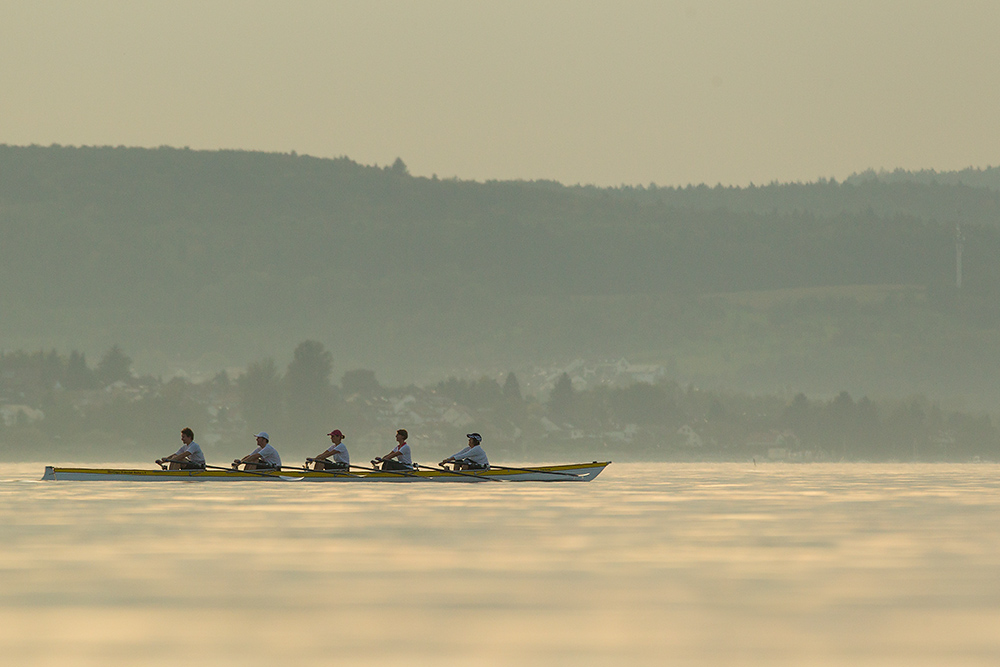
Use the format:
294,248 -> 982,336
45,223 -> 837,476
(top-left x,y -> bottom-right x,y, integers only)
391,443 -> 412,466
253,443 -> 282,467
173,441 -> 205,465
323,442 -> 350,465
450,444 -> 489,466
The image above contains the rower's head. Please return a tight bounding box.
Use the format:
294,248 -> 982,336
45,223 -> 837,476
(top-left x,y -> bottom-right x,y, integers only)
254,432 -> 269,446
467,432 -> 482,447
328,429 -> 345,444
396,429 -> 408,444
181,427 -> 194,445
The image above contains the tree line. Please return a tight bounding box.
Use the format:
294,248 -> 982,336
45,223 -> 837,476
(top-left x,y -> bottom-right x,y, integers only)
1,342 -> 996,462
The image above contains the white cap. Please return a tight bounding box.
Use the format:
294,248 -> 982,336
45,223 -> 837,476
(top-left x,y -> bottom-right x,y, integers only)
254,432 -> 269,441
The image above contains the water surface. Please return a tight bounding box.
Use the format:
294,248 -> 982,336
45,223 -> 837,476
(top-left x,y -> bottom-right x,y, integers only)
2,462 -> 999,665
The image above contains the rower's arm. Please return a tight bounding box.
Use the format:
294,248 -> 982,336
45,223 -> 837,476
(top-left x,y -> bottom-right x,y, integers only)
158,451 -> 191,464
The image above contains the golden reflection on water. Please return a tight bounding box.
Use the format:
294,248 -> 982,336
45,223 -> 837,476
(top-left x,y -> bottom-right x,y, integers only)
2,462 -> 1000,665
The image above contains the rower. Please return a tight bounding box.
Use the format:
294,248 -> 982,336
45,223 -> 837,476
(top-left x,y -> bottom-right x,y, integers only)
307,429 -> 350,471
233,432 -> 282,471
373,429 -> 413,471
441,432 -> 489,471
156,427 -> 206,470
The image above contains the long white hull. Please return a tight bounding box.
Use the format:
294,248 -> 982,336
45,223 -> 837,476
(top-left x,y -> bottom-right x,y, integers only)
41,462 -> 610,483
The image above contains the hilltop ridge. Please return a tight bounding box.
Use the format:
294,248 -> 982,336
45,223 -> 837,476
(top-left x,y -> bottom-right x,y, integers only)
3,144 -> 1000,404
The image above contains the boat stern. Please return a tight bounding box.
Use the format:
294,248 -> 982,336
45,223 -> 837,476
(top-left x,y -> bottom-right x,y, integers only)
42,466 -> 56,481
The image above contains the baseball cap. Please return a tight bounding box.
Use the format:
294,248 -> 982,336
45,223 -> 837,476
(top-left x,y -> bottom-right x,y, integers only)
466,433 -> 482,442
254,432 -> 269,441
328,429 -> 344,437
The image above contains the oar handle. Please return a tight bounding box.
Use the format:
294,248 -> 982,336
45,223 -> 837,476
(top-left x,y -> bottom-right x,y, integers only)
284,464 -> 360,478
351,463 -> 425,479
412,463 -> 499,482
203,464 -> 285,478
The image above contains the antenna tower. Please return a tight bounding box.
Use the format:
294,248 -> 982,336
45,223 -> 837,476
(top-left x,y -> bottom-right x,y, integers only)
955,223 -> 965,289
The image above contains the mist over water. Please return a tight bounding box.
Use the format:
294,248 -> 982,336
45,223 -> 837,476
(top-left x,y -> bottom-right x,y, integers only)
6,5 -> 1000,664
2,462 -> 1000,665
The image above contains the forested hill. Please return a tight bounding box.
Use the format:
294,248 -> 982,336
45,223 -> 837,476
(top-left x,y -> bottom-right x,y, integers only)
845,165 -> 1000,192
3,144 -> 1000,404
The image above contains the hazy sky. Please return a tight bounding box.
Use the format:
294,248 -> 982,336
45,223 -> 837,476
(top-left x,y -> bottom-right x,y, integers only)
2,1 -> 999,186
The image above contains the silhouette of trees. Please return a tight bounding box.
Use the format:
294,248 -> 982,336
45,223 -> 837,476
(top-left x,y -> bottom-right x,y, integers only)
284,340 -> 335,438
948,412 -> 998,456
341,369 -> 381,397
96,345 -> 132,387
609,382 -> 668,426
497,372 -> 527,424
549,373 -> 574,420
390,157 -> 409,175
65,351 -> 96,390
131,377 -> 205,438
435,377 -> 503,410
238,358 -> 282,431
502,372 -> 522,403
1,340 -> 999,461
782,393 -> 811,435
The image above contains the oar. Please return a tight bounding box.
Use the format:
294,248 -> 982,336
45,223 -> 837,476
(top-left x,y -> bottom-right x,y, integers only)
203,464 -> 299,479
412,462 -> 500,482
303,458 -> 366,478
285,463 -> 362,478
352,462 -> 427,480
486,464 -> 583,478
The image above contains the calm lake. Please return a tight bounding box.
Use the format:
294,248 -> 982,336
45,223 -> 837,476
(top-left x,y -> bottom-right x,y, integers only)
2,462 -> 999,665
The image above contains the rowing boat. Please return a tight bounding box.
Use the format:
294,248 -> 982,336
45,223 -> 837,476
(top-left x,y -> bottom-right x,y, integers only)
41,461 -> 611,482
